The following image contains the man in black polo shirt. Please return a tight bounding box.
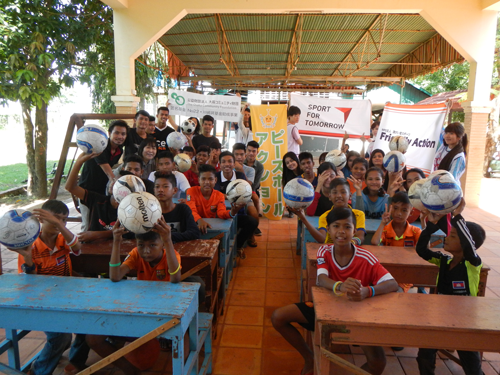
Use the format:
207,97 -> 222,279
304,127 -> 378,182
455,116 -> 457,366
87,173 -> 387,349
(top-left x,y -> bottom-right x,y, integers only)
154,106 -> 177,151
124,110 -> 150,156
78,120 -> 128,231
192,115 -> 218,150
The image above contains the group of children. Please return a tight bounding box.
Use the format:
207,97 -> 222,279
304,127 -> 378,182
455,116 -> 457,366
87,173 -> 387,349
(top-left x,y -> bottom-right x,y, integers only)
5,102 -> 486,375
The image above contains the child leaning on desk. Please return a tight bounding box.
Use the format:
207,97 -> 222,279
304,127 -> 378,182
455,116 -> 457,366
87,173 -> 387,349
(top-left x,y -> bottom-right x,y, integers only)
9,200 -> 85,375
272,207 -> 399,375
85,217 -> 181,375
415,199 -> 486,375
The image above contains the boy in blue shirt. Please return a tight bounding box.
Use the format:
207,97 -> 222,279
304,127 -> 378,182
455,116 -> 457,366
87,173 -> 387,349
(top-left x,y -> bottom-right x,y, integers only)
416,199 -> 486,375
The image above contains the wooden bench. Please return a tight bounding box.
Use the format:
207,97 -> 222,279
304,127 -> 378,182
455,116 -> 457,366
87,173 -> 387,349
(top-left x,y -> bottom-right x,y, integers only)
303,243 -> 490,301
312,286 -> 500,375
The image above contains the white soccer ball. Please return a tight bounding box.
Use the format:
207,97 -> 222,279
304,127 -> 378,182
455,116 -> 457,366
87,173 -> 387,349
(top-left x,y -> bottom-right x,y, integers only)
420,174 -> 463,214
226,179 -> 253,205
283,178 -> 315,209
0,209 -> 41,249
167,132 -> 187,150
76,124 -> 108,154
383,151 -> 406,173
408,178 -> 427,211
174,153 -> 192,173
118,192 -> 162,234
325,150 -> 346,169
181,119 -> 197,135
389,136 -> 409,153
112,175 -> 146,203
429,169 -> 453,178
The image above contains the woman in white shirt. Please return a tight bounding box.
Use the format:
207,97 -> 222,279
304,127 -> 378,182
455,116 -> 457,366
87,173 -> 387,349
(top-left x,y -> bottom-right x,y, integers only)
234,104 -> 253,145
432,122 -> 467,186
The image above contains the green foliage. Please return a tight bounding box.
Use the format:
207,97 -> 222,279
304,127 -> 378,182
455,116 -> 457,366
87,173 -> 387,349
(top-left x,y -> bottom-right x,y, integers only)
411,62 -> 470,95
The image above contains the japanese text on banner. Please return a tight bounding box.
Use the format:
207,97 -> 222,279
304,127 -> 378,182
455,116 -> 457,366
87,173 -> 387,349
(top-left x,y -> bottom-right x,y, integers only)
168,89 -> 241,122
251,105 -> 288,221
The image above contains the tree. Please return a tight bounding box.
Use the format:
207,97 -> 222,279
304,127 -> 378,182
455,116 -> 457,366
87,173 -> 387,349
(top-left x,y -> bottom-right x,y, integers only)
0,0 -> 111,198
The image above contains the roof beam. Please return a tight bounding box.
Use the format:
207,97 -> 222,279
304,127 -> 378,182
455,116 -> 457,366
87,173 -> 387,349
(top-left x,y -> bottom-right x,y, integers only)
179,75 -> 402,83
164,28 -> 435,36
214,14 -> 239,76
100,0 -> 128,9
285,14 -> 303,78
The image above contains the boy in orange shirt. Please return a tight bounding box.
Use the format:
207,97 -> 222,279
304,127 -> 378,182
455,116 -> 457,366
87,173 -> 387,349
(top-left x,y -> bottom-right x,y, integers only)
86,216 -> 181,375
186,164 -> 257,258
9,200 -> 85,375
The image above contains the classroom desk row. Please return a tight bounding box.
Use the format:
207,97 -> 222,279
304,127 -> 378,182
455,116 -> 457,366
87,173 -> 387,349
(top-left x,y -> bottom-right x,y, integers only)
303,243 -> 490,301
312,286 -> 500,374
0,274 -> 213,375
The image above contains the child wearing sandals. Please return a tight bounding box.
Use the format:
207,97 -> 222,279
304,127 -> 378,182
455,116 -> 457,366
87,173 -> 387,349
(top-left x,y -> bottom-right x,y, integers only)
271,207 -> 398,375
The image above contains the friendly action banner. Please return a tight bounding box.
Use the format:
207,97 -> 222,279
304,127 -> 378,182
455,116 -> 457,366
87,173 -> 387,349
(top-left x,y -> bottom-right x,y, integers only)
290,94 -> 371,138
251,105 -> 288,221
372,103 -> 447,174
167,89 -> 241,122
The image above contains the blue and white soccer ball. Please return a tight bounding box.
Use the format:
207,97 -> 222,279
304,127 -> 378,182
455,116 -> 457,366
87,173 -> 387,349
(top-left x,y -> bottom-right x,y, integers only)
112,175 -> 146,203
408,178 -> 427,211
226,179 -> 253,205
167,131 -> 188,150
325,150 -> 346,169
383,151 -> 406,173
420,174 -> 463,214
283,178 -> 315,209
0,209 -> 41,249
76,124 -> 108,154
181,119 -> 197,135
117,192 -> 162,234
389,136 -> 409,153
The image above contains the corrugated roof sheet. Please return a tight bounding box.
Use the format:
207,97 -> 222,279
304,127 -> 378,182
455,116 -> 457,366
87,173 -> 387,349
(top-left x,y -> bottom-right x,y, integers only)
159,13 -> 465,86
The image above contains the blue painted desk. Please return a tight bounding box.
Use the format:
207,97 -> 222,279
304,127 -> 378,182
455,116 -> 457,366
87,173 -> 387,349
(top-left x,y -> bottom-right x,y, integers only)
202,218 -> 237,290
0,274 -> 212,375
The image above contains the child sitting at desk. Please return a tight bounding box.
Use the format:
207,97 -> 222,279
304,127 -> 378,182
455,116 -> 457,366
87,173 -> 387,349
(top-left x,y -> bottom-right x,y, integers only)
290,178 -> 366,245
349,167 -> 389,220
86,217 -> 181,375
186,164 -> 258,258
272,207 -> 399,375
148,151 -> 191,199
10,200 -> 85,375
415,199 -> 486,375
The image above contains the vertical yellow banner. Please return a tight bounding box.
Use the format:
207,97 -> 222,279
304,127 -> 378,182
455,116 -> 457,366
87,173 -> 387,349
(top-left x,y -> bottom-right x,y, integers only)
251,105 -> 288,221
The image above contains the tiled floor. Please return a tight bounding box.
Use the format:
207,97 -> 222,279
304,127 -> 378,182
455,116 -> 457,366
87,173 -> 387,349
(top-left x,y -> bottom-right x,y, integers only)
1,205 -> 500,374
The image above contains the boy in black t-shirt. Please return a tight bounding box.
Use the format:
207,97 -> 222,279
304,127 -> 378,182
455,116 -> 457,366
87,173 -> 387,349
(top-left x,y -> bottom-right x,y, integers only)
154,172 -> 200,243
416,199 -> 486,375
154,106 -> 176,151
124,110 -> 150,156
192,115 -> 218,150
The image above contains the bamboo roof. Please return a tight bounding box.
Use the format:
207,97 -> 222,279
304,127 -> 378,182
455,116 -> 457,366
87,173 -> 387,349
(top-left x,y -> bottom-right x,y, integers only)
159,13 -> 465,92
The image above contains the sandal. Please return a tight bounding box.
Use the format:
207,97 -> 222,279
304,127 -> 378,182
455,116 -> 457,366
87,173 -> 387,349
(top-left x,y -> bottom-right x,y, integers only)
237,248 -> 246,259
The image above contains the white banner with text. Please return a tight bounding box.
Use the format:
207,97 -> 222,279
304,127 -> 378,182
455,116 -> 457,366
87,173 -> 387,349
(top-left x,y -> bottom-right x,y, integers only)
290,94 -> 371,138
168,89 -> 241,122
372,103 -> 447,174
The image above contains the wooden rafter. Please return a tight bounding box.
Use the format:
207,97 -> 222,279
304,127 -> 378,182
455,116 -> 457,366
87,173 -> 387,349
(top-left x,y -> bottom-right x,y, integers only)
179,75 -> 402,83
285,14 -> 303,78
214,14 -> 239,76
182,61 -> 441,66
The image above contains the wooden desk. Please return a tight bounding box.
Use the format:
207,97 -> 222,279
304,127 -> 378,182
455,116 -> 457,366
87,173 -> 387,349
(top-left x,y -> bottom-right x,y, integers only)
71,238 -> 136,274
0,274 -> 210,375
303,243 -> 490,301
312,286 -> 500,374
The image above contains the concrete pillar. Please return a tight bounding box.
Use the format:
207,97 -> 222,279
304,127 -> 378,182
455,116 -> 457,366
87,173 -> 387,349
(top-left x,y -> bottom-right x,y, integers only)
111,95 -> 140,126
461,102 -> 491,207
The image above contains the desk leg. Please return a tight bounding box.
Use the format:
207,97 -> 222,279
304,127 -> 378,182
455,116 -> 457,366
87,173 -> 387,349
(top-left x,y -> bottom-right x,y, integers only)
296,219 -> 303,255
189,314 -> 198,375
6,330 -> 21,370
172,336 -> 185,375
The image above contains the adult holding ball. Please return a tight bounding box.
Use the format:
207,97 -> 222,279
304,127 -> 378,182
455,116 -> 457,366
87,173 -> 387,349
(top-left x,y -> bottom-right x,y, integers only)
76,124 -> 108,155
433,122 -> 467,187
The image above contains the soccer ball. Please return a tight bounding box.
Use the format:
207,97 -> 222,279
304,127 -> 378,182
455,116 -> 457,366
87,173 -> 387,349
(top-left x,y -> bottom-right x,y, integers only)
226,179 -> 253,205
0,209 -> 41,249
283,178 -> 315,209
118,192 -> 162,234
383,151 -> 406,173
325,150 -> 346,169
429,169 -> 453,178
167,132 -> 187,150
180,119 -> 196,135
420,174 -> 463,214
112,175 -> 146,203
174,153 -> 192,173
408,178 -> 427,211
76,124 -> 108,154
389,136 -> 409,153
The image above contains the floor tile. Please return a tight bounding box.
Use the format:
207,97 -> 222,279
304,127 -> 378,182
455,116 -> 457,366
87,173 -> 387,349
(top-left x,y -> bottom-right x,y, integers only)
262,327 -> 296,351
240,257 -> 266,267
266,278 -> 300,293
265,291 -> 300,307
236,266 -> 267,279
232,277 -> 267,291
267,258 -> 294,268
261,349 -> 304,375
266,267 -> 297,279
213,347 -> 261,375
228,290 -> 266,306
245,249 -> 267,259
224,306 -> 264,326
267,250 -> 293,259
219,325 -> 263,348
267,242 -> 293,250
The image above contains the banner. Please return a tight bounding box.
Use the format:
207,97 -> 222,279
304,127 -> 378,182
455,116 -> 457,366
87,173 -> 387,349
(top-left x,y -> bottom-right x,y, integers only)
168,89 -> 241,122
290,94 -> 371,138
372,103 -> 447,174
251,105 -> 288,221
